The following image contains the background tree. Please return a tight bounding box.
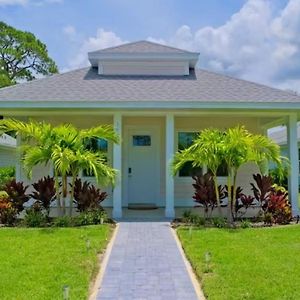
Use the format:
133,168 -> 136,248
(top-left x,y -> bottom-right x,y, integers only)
0,21 -> 58,88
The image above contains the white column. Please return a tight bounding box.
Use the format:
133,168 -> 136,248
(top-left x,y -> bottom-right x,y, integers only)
165,113 -> 175,218
112,112 -> 122,219
287,114 -> 299,216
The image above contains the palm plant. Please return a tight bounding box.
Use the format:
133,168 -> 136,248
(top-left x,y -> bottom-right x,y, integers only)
172,125 -> 284,224
0,119 -> 119,216
223,126 -> 283,223
173,128 -> 224,214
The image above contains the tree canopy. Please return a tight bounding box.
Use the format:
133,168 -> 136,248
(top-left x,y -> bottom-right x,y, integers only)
0,21 -> 58,88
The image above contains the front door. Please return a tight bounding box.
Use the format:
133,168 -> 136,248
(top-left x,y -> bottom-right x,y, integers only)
126,127 -> 160,205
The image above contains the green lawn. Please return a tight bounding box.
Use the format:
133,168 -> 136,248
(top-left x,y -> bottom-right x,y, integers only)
178,225 -> 300,300
0,225 -> 111,300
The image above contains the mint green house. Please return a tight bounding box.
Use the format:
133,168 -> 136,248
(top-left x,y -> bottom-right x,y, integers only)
0,41 -> 299,218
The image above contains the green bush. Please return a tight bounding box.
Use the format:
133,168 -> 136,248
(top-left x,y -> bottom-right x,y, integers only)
240,219 -> 252,229
53,216 -> 74,227
211,217 -> 226,228
182,210 -> 205,226
24,204 -> 47,227
0,166 -> 15,189
74,210 -> 107,226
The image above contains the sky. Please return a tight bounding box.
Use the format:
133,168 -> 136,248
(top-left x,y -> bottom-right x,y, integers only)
1,0 -> 300,92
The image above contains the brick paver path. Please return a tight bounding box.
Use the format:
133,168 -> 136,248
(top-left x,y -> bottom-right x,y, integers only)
96,221 -> 199,300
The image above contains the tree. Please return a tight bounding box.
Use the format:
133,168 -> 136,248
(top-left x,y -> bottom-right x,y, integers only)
0,21 -> 58,88
0,119 -> 119,216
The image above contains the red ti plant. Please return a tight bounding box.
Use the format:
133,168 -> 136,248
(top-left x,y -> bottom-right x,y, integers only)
192,173 -> 225,219
31,176 -> 57,217
4,179 -> 29,213
72,178 -> 107,212
250,174 -> 273,212
267,188 -> 291,224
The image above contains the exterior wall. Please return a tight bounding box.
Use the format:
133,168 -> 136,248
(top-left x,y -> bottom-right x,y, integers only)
16,113 -> 264,212
99,60 -> 189,76
0,147 -> 16,167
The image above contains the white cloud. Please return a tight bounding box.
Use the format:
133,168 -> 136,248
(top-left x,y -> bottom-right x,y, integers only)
63,25 -> 76,38
0,0 -> 27,5
149,0 -> 300,92
63,0 -> 300,92
64,28 -> 127,71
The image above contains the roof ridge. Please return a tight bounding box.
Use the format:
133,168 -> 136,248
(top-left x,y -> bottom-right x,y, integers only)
196,68 -> 300,99
89,40 -> 197,54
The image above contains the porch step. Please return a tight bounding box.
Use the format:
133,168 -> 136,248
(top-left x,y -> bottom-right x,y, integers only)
128,203 -> 158,210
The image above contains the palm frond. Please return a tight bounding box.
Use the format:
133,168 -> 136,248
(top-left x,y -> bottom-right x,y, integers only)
80,125 -> 120,144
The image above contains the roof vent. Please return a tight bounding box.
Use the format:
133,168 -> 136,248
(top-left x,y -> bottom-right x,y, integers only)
88,41 -> 199,76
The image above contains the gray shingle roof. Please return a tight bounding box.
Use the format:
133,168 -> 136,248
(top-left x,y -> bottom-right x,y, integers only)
89,40 -> 194,55
0,67 -> 300,103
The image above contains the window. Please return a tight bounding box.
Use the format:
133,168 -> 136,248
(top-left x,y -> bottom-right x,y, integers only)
84,137 -> 108,152
133,135 -> 151,146
208,161 -> 228,177
178,132 -> 202,177
83,138 -> 108,177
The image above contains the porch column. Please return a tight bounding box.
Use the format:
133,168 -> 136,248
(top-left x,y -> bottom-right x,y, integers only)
15,135 -> 22,182
287,113 -> 299,216
165,113 -> 175,218
112,112 -> 122,219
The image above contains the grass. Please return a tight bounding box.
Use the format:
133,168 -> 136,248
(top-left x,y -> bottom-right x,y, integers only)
0,225 -> 112,300
178,225 -> 300,300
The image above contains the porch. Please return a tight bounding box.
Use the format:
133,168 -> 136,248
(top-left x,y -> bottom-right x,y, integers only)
10,110 -> 299,219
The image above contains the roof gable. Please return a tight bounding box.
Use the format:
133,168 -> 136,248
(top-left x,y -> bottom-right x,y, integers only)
88,40 -> 195,55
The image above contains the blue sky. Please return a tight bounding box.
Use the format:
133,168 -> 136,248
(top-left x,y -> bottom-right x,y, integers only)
1,0 -> 299,92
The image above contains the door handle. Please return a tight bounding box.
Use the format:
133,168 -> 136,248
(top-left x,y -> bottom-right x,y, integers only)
128,167 -> 132,174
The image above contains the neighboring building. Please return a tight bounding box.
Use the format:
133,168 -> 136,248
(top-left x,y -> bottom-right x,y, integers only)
0,133 -> 16,167
0,40 -> 299,217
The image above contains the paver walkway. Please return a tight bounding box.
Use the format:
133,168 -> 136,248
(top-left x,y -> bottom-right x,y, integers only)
96,221 -> 199,300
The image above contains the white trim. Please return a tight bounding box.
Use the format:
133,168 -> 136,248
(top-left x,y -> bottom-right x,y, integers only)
1,101 -> 300,111
165,113 -> 175,218
112,112 -> 122,218
15,135 -> 21,182
287,113 -> 299,216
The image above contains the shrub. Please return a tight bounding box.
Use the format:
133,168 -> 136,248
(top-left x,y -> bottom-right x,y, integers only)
0,166 -> 15,189
31,176 -> 56,217
251,174 -> 273,211
269,166 -> 288,190
74,210 -> 107,226
251,174 -> 292,225
182,210 -> 205,226
0,191 -> 17,225
53,216 -> 74,227
192,173 -> 225,218
4,179 -> 29,213
211,217 -> 226,228
267,188 -> 291,225
24,203 -> 47,227
235,194 -> 255,218
240,219 -> 252,229
72,178 -> 107,212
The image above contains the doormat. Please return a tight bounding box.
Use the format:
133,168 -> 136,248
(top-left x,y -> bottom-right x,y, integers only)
128,203 -> 158,210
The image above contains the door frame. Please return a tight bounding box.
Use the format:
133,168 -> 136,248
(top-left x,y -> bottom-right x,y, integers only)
122,124 -> 161,207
